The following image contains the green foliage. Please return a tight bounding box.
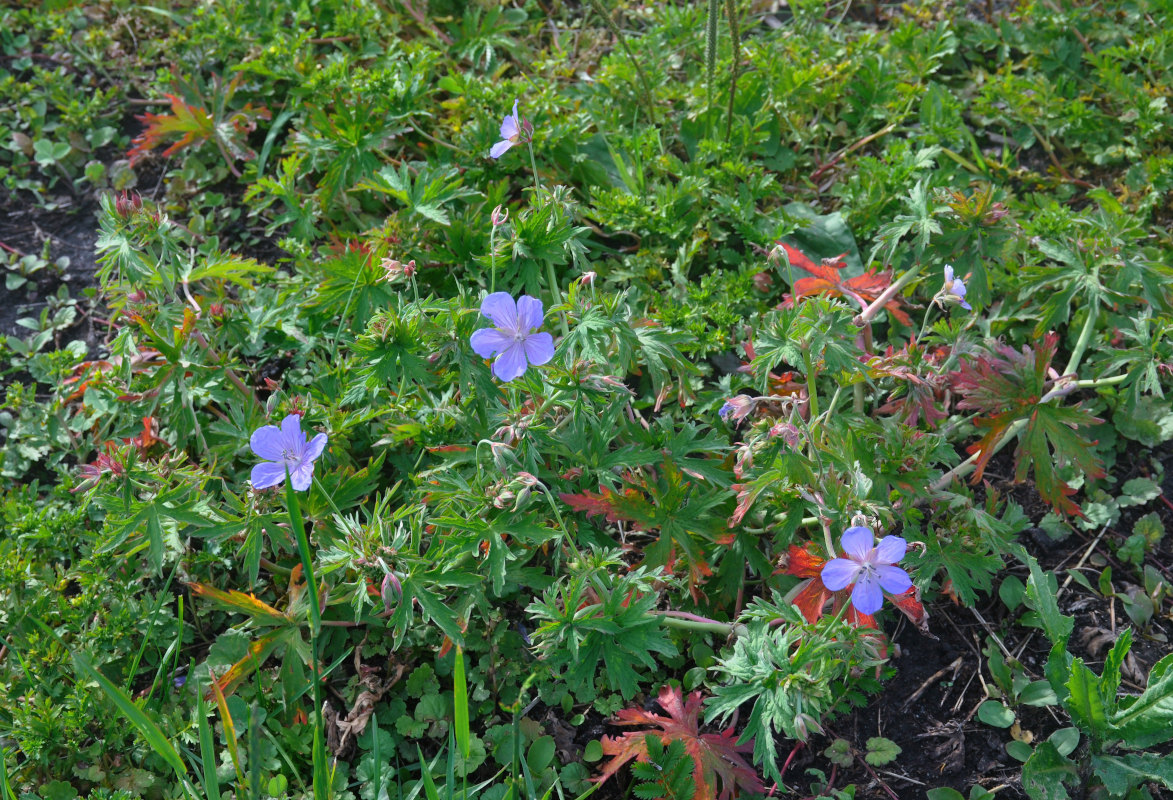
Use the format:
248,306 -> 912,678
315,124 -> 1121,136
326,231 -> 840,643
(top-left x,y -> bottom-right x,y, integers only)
5,2 -> 1173,798
706,601 -> 884,784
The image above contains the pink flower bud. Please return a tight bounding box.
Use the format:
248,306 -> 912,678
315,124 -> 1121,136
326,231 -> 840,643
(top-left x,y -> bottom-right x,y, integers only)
491,205 -> 509,226
381,572 -> 402,613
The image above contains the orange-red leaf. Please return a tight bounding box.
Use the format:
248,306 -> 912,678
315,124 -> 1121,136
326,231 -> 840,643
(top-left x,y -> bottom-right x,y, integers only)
781,243 -> 912,325
188,582 -> 291,626
204,629 -> 288,699
596,685 -> 764,800
128,94 -> 216,164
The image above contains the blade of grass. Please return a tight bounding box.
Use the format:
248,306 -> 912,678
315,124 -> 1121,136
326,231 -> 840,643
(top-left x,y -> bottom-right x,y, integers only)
208,668 -> 246,790
124,561 -> 180,694
1,743 -> 17,800
249,702 -> 262,800
286,471 -> 330,800
72,650 -> 188,779
196,685 -> 223,800
453,646 -> 470,761
416,745 -> 443,800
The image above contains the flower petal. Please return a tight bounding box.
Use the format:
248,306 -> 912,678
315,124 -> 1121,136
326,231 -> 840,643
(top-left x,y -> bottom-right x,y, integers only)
480,292 -> 518,330
499,101 -> 520,140
873,535 -> 907,565
280,414 -> 306,451
877,565 -> 912,595
249,424 -> 285,461
470,327 -> 513,359
523,331 -> 554,367
251,461 -> 287,490
492,343 -> 529,382
515,294 -> 545,332
489,139 -> 515,159
851,572 -> 884,615
840,526 -> 874,561
303,432 -> 328,463
290,461 -> 315,492
944,264 -> 955,283
960,300 -> 972,311
820,558 -> 861,591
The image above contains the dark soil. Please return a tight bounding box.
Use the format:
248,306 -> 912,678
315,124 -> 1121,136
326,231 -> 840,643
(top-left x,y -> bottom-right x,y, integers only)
0,188 -> 103,355
785,445 -> 1173,799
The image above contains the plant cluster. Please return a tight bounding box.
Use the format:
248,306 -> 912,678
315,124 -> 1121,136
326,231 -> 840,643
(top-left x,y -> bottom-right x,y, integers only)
3,2 -> 1173,800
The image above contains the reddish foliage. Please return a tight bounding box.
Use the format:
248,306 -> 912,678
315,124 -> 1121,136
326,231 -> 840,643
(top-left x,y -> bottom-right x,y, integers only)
950,333 -> 1104,516
778,544 -> 929,635
778,243 -> 912,325
596,685 -> 765,800
560,486 -> 643,523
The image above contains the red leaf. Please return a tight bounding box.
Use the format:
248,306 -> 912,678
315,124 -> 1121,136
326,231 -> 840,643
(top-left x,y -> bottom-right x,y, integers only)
128,94 -> 217,164
560,487 -> 642,524
779,542 -> 826,579
951,334 -> 1104,515
780,243 -> 912,325
596,685 -> 765,800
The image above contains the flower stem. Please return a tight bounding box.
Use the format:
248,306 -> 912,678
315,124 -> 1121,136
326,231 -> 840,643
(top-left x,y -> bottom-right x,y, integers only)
855,262 -> 924,326
489,222 -> 498,294
1062,299 -> 1100,377
802,350 -> 820,421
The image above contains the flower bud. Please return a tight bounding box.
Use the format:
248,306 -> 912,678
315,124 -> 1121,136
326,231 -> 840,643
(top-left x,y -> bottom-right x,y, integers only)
490,205 -> 509,226
381,571 -> 402,613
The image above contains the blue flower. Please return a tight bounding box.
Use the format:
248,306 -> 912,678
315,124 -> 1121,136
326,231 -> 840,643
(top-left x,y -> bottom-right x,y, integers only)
943,265 -> 971,311
249,414 -> 328,491
470,292 -> 555,381
490,100 -> 524,159
820,526 -> 912,615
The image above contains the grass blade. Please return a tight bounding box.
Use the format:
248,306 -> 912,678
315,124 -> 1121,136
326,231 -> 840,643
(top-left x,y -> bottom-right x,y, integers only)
453,646 -> 470,760
73,651 -> 187,779
196,686 -> 223,800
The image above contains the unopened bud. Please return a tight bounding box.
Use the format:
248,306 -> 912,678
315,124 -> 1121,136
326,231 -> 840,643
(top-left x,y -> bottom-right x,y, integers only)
114,190 -> 143,219
490,205 -> 509,226
379,257 -> 416,282
381,571 -> 402,613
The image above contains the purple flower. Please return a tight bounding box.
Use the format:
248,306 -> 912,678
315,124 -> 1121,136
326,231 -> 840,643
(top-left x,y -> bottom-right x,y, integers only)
490,99 -> 525,159
249,414 -> 328,492
470,292 -> 555,381
820,526 -> 912,615
943,265 -> 971,311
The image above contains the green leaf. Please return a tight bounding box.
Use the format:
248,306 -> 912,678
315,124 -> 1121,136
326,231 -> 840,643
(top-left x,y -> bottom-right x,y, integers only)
1049,727 -> 1080,758
999,576 -> 1026,611
1065,659 -> 1110,740
1117,534 -> 1146,566
1024,554 -> 1074,650
1019,680 -> 1058,707
453,646 -> 470,760
863,737 -> 901,766
1133,512 -> 1166,548
977,701 -> 1015,728
926,790 -> 966,800
1114,395 -> 1173,447
1091,753 -> 1173,795
1108,652 -> 1173,748
1021,742 -> 1077,800
1005,740 -> 1033,762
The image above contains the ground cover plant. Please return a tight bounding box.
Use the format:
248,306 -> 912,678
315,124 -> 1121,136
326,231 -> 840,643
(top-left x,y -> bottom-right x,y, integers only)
2,1 -> 1173,799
